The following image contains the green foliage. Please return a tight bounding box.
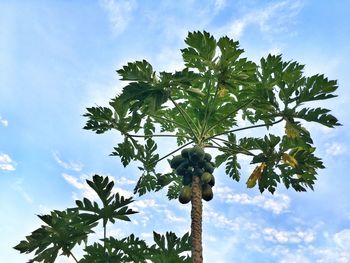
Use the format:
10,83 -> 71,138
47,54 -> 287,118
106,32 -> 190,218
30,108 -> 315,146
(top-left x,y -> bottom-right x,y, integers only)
83,30 -> 340,196
83,106 -> 115,134
149,231 -> 192,263
15,175 -> 191,262
14,209 -> 96,263
77,175 -> 137,227
117,60 -> 155,82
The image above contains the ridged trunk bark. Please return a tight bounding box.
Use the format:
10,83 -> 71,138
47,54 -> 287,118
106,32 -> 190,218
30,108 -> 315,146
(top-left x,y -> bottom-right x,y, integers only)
191,174 -> 203,263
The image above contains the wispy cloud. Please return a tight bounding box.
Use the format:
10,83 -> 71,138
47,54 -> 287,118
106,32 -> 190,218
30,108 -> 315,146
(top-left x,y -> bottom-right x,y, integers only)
99,0 -> 137,35
263,227 -> 315,244
325,142 -> 347,156
214,0 -> 226,13
216,186 -> 291,214
53,152 -> 83,172
163,209 -> 187,223
204,203 -> 349,262
12,179 -> 33,204
0,152 -> 16,171
218,0 -> 303,39
115,176 -> 136,185
334,229 -> 350,250
272,229 -> 350,262
0,115 -> 8,127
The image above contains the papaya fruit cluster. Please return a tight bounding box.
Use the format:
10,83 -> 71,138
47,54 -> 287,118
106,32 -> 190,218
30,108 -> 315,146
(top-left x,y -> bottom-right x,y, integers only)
170,146 -> 216,204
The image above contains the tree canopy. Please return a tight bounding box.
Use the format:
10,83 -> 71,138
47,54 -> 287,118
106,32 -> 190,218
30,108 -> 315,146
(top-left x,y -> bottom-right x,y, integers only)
83,31 -> 340,197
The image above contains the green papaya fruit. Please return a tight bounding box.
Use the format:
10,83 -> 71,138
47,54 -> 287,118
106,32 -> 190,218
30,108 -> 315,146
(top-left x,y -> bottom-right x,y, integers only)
175,160 -> 190,176
189,145 -> 205,163
204,162 -> 214,173
204,153 -> 212,162
182,173 -> 192,186
179,185 -> 192,204
201,172 -> 212,184
208,175 -> 215,187
193,167 -> 204,177
201,184 -> 213,201
181,148 -> 191,159
198,160 -> 206,169
170,155 -> 185,169
158,176 -> 171,187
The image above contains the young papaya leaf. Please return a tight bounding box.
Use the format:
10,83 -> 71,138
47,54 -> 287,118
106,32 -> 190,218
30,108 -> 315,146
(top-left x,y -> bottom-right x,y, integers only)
80,242 -> 124,263
77,175 -> 138,227
166,175 -> 183,200
117,81 -> 170,114
83,106 -> 115,134
217,36 -> 243,68
111,137 -> 143,167
133,171 -> 158,196
297,74 -> 338,104
294,107 -> 341,127
103,235 -> 149,263
181,31 -> 217,71
14,209 -> 96,263
258,165 -> 280,194
225,154 -> 241,182
149,231 -> 192,263
154,172 -> 177,190
144,116 -> 155,136
117,60 -> 155,82
139,138 -> 159,172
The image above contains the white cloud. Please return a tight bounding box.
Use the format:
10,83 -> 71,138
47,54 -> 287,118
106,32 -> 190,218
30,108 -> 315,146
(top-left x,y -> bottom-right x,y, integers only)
133,198 -> 157,209
218,0 -> 303,39
0,152 -> 16,171
155,47 -> 184,72
115,176 -> 136,185
263,227 -> 315,244
163,209 -> 186,223
62,173 -> 97,200
279,253 -> 311,263
325,142 -> 347,156
213,0 -> 226,14
216,186 -> 291,214
334,229 -> 350,250
100,0 -> 137,35
0,163 -> 15,171
311,229 -> 350,262
53,152 -> 83,172
0,115 -> 8,127
204,207 -> 241,231
12,179 -> 33,204
265,229 -> 350,263
0,153 -> 11,163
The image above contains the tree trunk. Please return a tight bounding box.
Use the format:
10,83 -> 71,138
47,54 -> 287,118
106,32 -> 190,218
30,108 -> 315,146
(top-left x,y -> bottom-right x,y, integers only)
191,174 -> 203,263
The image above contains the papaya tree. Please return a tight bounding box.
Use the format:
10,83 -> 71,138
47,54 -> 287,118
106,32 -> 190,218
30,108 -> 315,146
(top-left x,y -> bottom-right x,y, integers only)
88,31 -> 339,262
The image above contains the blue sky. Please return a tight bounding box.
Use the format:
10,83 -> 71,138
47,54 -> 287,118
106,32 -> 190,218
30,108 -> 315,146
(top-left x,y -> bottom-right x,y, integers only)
1,0 -> 350,262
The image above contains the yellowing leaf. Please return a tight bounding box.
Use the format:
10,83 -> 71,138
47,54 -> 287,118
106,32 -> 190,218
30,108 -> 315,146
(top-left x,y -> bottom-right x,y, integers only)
218,85 -> 228,97
282,153 -> 298,168
285,121 -> 299,139
246,163 -> 266,188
